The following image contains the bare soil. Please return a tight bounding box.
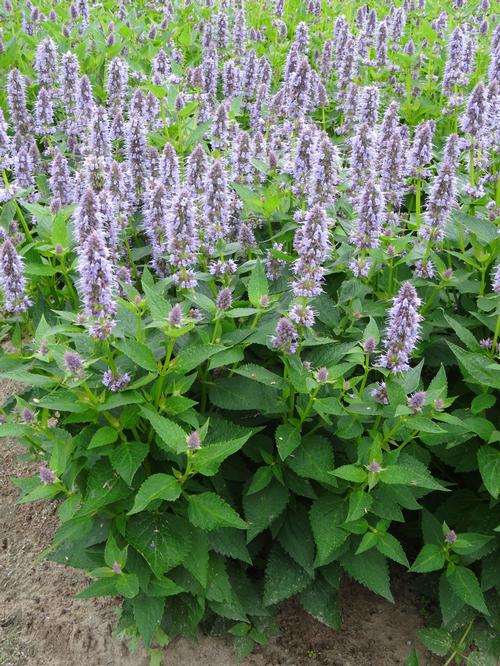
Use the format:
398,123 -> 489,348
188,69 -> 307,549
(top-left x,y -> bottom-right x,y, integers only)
0,379 -> 441,666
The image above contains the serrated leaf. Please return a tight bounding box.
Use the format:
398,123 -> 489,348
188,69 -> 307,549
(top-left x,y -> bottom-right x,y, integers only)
263,544 -> 311,606
247,259 -> 268,307
127,513 -> 190,578
233,363 -> 284,389
410,544 -> 446,573
174,343 -> 226,373
275,423 -> 301,460
341,548 -> 393,602
88,426 -> 118,449
299,578 -> 341,629
192,428 -> 258,476
287,435 -> 334,483
381,464 -> 447,491
448,342 -> 500,390
76,577 -> 117,598
277,505 -> 315,575
188,492 -> 248,530
439,574 -> 465,626
331,464 -> 367,482
446,565 -> 489,615
114,339 -> 157,372
141,407 -> 187,454
346,490 -> 372,522
116,573 -> 140,598
244,479 -> 289,542
471,394 -> 496,415
132,595 -> 164,647
184,529 -> 209,587
148,577 -> 184,598
309,496 -> 348,566
417,628 -> 452,657
377,532 -> 409,567
477,445 -> 500,499
128,474 -> 181,515
109,441 -> 149,486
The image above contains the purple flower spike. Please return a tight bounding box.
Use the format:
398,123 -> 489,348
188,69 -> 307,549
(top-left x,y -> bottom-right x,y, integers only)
0,239 -> 32,314
167,188 -> 200,289
271,317 -> 299,354
39,466 -> 56,484
102,369 -> 130,392
292,204 -> 330,297
408,391 -> 426,413
350,179 -> 385,250
379,282 -> 422,374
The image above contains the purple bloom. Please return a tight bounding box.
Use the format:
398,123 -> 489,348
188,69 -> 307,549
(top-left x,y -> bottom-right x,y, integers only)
442,27 -> 464,97
419,134 -> 460,242
64,351 -> 84,375
357,85 -> 380,126
380,126 -> 406,209
13,147 -> 35,193
408,391 -> 426,413
204,160 -> 230,250
460,80 -> 488,138
50,149 -> 74,206
265,242 -> 286,280
492,263 -> 500,293
350,179 -> 385,249
293,123 -> 316,196
102,369 -> 130,392
34,37 -> 58,88
201,44 -> 218,100
317,367 -> 328,383
363,337 -> 376,353
77,229 -> 116,337
7,69 -> 31,134
408,120 -> 435,178
143,183 -> 170,275
371,381 -> 388,405
379,282 -> 422,374
368,460 -> 382,473
348,122 -> 376,192
186,431 -> 201,450
445,530 -> 457,545
76,75 -> 95,136
216,287 -> 232,311
187,144 -> 208,197
39,466 -> 56,484
287,56 -> 311,118
231,130 -> 254,185
292,204 -> 330,297
126,112 -> 150,194
271,317 -> 299,354
34,87 -> 54,135
238,223 -> 257,250
73,188 -> 104,248
167,187 -> 200,289
289,303 -> 315,327
308,134 -> 340,206
0,239 -> 31,314
168,303 -> 183,327
90,106 -> 112,164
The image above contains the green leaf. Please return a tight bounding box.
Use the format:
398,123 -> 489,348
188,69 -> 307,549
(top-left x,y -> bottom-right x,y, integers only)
174,343 -> 226,373
380,464 -> 447,491
88,426 -> 118,449
356,532 -> 378,554
109,441 -> 149,486
275,423 -> 301,460
148,577 -> 184,598
471,394 -> 496,415
448,342 -> 500,390
309,496 -> 348,566
187,492 -> 248,531
477,445 -> 500,499
140,407 -> 187,454
263,544 -> 311,606
451,533 -> 493,556
244,479 -> 289,542
246,466 -> 273,495
132,595 -> 165,647
277,505 -> 315,575
410,544 -> 446,573
184,529 -> 209,587
76,577 -> 117,598
346,490 -> 372,523
192,428 -> 259,476
287,435 -> 334,484
128,474 -> 181,515
115,573 -> 140,599
444,314 -> 479,351
233,363 -> 284,389
127,513 -> 190,578
114,339 -> 157,372
404,648 -> 420,666
417,628 -> 452,657
299,578 -> 341,629
247,259 -> 268,307
341,548 -> 393,602
439,573 -> 465,626
331,465 -> 367,482
446,565 -> 489,615
377,532 -> 409,567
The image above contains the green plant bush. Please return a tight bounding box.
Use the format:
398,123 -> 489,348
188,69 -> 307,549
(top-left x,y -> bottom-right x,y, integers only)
0,0 -> 499,664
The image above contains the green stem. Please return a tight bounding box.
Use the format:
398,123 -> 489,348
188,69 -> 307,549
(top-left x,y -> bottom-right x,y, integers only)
415,177 -> 421,229
491,313 -> 500,356
443,620 -> 474,666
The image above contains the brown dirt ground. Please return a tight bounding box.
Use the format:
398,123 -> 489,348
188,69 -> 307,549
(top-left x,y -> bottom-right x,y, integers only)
0,379 -> 442,666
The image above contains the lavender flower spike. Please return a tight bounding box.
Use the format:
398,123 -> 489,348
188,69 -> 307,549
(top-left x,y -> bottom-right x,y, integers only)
77,228 -> 116,338
350,179 -> 385,249
167,187 -> 200,289
0,239 -> 32,314
292,204 -> 330,297
271,317 -> 299,354
379,282 -> 422,374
